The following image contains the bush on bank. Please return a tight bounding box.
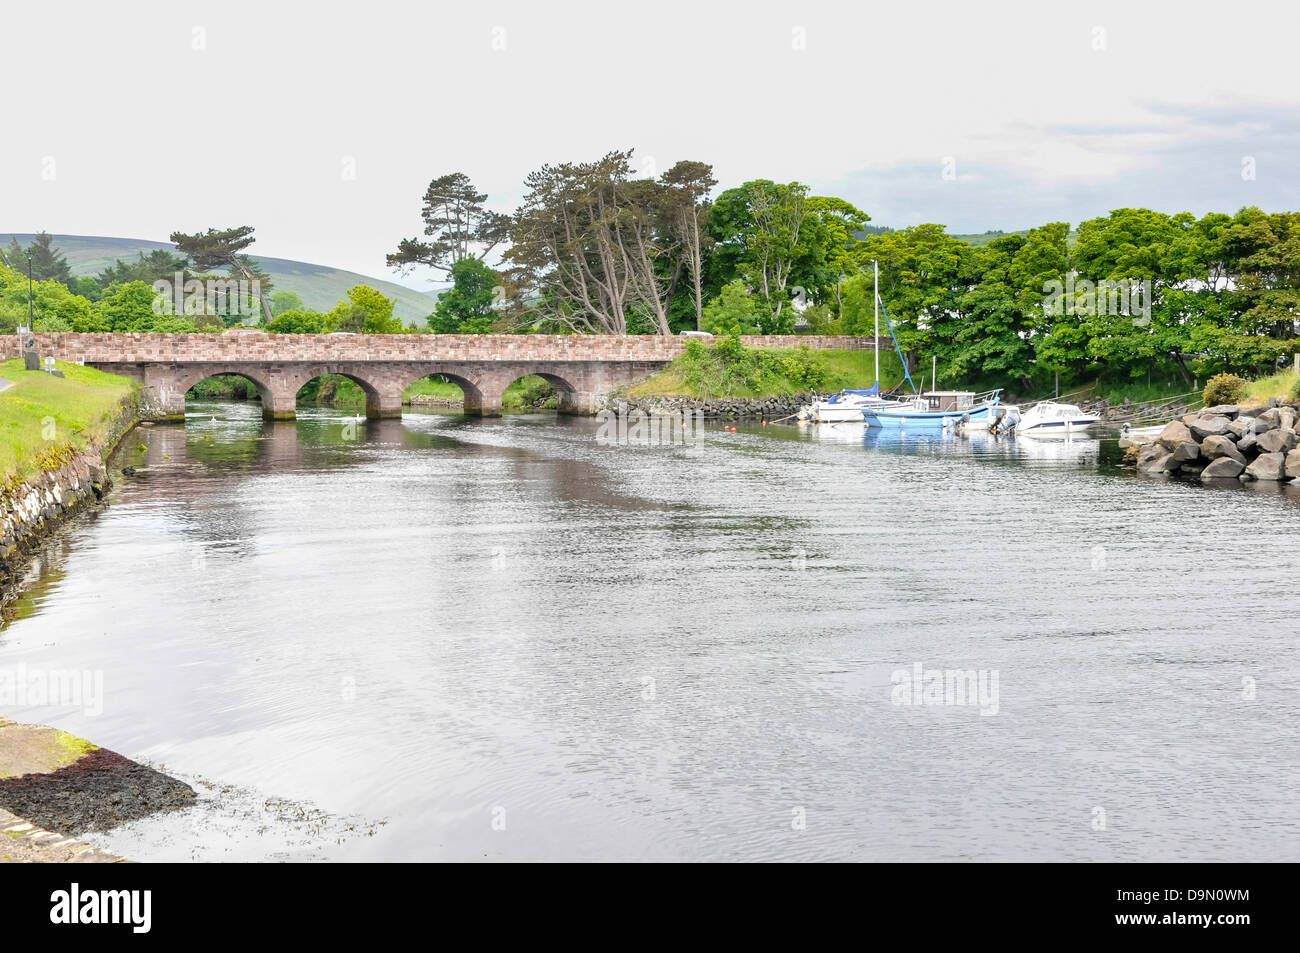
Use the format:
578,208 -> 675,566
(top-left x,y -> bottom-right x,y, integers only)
626,337 -> 905,400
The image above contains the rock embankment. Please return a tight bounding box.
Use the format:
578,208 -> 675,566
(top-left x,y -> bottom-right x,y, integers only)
0,451 -> 111,571
595,393 -> 813,419
1124,402 -> 1300,483
407,395 -> 465,409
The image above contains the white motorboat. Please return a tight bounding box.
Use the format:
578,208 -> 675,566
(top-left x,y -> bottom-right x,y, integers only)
1017,401 -> 1100,435
800,387 -> 887,422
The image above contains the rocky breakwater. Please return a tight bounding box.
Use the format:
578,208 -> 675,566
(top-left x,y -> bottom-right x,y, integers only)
596,393 -> 814,420
1125,403 -> 1300,484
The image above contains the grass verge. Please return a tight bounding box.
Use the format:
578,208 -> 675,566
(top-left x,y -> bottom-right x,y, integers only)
0,359 -> 138,486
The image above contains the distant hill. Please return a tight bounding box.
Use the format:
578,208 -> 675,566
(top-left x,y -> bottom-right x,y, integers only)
0,234 -> 442,324
857,226 -> 1079,247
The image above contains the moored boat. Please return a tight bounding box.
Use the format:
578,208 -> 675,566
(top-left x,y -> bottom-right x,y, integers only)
1017,401 -> 1100,435
800,385 -> 887,422
862,390 -> 1002,429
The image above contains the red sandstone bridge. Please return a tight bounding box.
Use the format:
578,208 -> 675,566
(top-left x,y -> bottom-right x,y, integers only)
4,332 -> 880,419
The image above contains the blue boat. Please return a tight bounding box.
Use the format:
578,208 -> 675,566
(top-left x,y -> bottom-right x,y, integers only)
861,390 -> 1003,429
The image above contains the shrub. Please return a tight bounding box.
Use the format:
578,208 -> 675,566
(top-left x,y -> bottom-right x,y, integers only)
779,346 -> 827,390
1289,376 -> 1300,402
1202,372 -> 1248,406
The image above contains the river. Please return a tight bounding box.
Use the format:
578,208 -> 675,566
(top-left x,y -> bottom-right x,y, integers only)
2,401 -> 1298,861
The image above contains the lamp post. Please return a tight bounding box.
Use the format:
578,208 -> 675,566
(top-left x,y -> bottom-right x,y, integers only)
26,252 -> 33,326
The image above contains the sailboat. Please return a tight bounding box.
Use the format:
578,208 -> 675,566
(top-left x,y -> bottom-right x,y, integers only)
802,383 -> 888,422
799,261 -> 894,424
857,272 -> 1003,429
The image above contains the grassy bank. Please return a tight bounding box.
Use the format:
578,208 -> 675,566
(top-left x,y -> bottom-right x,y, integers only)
0,360 -> 137,486
624,341 -> 907,399
1241,370 -> 1300,407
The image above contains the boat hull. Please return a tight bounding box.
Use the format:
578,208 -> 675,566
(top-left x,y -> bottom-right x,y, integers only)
863,404 -> 996,429
1018,419 -> 1099,435
812,404 -> 874,422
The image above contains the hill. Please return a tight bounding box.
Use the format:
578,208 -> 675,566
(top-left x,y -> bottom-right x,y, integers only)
0,234 -> 442,325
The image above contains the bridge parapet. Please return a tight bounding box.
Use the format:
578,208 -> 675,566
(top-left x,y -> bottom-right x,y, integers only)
1,333 -> 879,364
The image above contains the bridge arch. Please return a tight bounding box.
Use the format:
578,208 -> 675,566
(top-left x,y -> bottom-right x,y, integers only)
401,370 -> 488,415
176,367 -> 275,414
500,371 -> 575,412
293,370 -> 382,416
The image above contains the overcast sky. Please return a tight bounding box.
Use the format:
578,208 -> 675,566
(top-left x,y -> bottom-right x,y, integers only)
3,0 -> 1296,290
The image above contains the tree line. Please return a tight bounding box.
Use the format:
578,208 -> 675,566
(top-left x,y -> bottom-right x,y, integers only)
5,151 -> 1299,392
388,154 -> 1300,389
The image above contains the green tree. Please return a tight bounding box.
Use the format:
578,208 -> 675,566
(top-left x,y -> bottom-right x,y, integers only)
806,196 -> 870,314
429,258 -> 500,333
271,290 -> 304,315
97,249 -> 189,287
26,232 -> 72,284
701,280 -> 766,334
266,308 -> 328,333
660,160 -> 718,330
328,285 -> 402,333
387,172 -> 511,279
169,226 -> 274,323
709,180 -> 816,320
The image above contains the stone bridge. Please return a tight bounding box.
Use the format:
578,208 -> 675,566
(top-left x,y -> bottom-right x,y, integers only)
4,333 -> 879,419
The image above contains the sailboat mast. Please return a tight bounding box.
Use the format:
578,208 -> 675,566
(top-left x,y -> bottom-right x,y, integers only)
873,259 -> 879,386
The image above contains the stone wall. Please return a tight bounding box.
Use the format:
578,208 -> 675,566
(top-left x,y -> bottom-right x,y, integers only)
0,450 -> 111,571
0,400 -> 137,573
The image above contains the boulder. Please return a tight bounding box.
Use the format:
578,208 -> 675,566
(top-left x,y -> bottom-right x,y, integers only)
1169,441 -> 1201,464
1138,451 -> 1176,475
1245,451 -> 1288,481
1201,457 -> 1245,481
1238,431 -> 1259,455
1157,419 -> 1194,450
1203,404 -> 1240,419
1255,429 -> 1297,454
1201,434 -> 1246,465
1227,417 -> 1254,438
1187,415 -> 1233,440
1137,443 -> 1167,466
1286,448 -> 1300,480
1258,408 -> 1282,430
1281,407 -> 1297,432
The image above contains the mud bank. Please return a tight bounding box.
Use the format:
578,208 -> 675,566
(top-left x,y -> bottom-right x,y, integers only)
0,719 -> 195,859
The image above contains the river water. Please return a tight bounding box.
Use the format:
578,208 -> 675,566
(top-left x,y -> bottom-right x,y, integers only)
2,401 -> 1298,861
